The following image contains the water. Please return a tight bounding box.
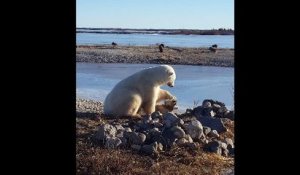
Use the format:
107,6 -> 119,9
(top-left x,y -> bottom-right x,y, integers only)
77,33 -> 234,48
76,63 -> 234,112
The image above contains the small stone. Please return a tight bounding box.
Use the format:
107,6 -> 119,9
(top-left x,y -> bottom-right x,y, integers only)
205,140 -> 221,153
126,132 -> 146,145
203,126 -> 211,135
114,124 -> 124,131
228,147 -> 234,156
220,142 -> 228,150
116,130 -> 124,138
119,137 -> 127,146
202,101 -> 212,108
138,133 -> 147,143
209,110 -> 216,117
131,144 -> 141,151
141,142 -> 158,155
154,122 -> 163,128
157,142 -> 164,151
185,134 -> 193,143
208,130 -> 219,138
212,104 -> 221,109
105,137 -> 122,149
186,142 -> 199,149
124,127 -> 132,132
151,111 -> 162,120
222,148 -> 229,157
142,115 -> 152,124
186,108 -> 193,114
224,110 -> 234,120
176,138 -> 188,146
225,138 -> 234,149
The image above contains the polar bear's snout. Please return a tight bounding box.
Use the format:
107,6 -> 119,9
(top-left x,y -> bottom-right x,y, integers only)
167,82 -> 174,87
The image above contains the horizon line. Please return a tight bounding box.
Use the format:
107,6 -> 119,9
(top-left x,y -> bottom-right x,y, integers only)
76,27 -> 234,30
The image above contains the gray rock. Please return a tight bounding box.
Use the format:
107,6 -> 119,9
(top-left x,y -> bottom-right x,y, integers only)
162,126 -> 186,146
116,130 -> 124,138
205,140 -> 222,155
170,126 -> 186,139
185,142 -> 200,149
138,133 -> 147,143
142,115 -> 152,124
163,112 -> 181,128
220,168 -> 234,175
146,128 -> 164,144
176,138 -> 188,146
208,130 -> 220,138
124,127 -> 132,132
224,110 -> 234,120
148,128 -> 161,139
185,108 -> 193,114
228,147 -> 234,156
126,132 -> 146,145
95,124 -> 117,140
131,144 -> 141,151
119,137 -> 128,146
202,101 -> 212,108
141,142 -> 159,155
194,110 -> 227,133
114,124 -> 124,131
105,137 -> 122,149
222,148 -> 229,157
225,138 -> 234,149
157,142 -> 164,151
202,99 -> 225,107
154,122 -> 164,128
185,134 -> 193,143
212,104 -> 221,109
203,126 -> 212,135
201,138 -> 209,144
151,111 -> 162,120
184,120 -> 203,140
134,120 -> 149,131
220,142 -> 228,150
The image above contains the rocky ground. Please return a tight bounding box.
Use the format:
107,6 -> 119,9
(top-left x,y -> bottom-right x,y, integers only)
76,99 -> 234,174
76,45 -> 234,67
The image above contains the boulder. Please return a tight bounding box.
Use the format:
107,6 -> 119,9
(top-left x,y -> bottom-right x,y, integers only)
95,124 -> 117,141
184,120 -> 203,140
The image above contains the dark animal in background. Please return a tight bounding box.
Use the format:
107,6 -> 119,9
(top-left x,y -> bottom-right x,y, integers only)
159,44 -> 165,52
112,42 -> 117,46
212,44 -> 218,48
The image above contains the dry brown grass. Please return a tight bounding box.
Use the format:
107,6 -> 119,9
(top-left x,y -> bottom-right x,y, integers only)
76,113 -> 234,175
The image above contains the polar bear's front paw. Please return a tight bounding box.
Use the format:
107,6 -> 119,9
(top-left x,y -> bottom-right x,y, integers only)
164,98 -> 177,109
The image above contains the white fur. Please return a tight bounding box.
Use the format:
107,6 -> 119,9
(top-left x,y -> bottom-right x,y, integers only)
104,65 -> 176,117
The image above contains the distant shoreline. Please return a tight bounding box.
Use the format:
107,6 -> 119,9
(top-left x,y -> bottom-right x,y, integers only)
77,28 -> 234,35
76,45 -> 234,67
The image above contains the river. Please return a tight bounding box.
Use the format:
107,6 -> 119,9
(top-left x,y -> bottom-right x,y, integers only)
76,63 -> 234,112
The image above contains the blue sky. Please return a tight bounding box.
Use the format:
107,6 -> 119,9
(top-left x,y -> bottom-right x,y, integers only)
77,0 -> 234,29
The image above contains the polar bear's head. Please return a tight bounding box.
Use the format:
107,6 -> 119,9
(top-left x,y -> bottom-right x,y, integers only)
154,65 -> 176,87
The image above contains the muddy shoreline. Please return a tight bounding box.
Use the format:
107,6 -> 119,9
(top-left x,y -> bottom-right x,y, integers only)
76,45 -> 234,67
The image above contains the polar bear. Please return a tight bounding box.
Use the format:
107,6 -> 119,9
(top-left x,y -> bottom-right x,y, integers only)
104,65 -> 176,118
